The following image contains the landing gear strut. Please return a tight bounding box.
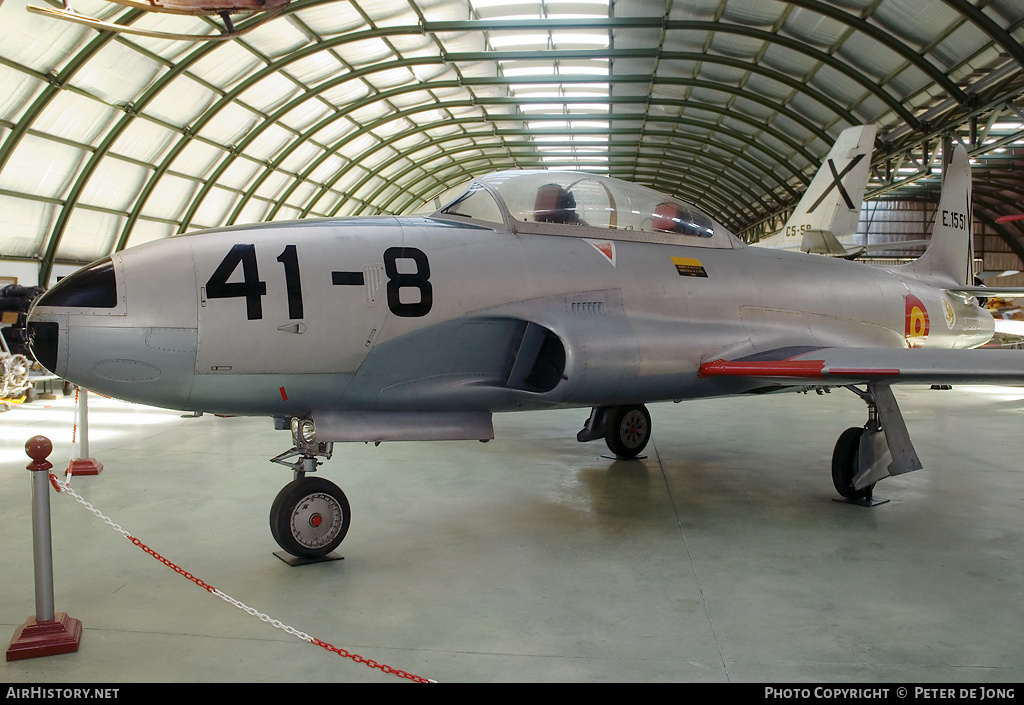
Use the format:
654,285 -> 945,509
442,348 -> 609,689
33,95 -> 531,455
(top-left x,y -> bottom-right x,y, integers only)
268,420 -> 350,561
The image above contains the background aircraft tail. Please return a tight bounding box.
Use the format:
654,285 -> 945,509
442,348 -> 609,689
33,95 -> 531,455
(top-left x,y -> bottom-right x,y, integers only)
784,125 -> 876,254
900,144 -> 974,288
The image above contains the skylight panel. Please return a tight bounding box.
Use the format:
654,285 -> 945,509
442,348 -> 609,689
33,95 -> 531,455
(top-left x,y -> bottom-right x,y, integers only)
488,33 -> 551,50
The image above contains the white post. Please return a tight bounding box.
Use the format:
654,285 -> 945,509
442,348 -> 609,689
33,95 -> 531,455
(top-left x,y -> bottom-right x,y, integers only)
68,387 -> 102,476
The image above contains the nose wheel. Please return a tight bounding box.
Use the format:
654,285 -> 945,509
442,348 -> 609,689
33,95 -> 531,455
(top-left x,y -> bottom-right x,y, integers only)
605,404 -> 652,459
270,476 -> 351,560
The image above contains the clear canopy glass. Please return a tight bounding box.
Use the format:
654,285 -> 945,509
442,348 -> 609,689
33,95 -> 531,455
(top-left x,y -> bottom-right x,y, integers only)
425,170 -> 737,248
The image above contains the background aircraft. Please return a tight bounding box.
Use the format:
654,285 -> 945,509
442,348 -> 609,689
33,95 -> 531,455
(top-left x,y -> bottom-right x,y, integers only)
754,125 -> 876,255
27,145 -> 1024,561
27,0 -> 290,40
755,125 -> 930,258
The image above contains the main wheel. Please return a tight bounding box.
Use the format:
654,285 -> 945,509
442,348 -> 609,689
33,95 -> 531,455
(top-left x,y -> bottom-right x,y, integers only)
270,477 -> 351,559
831,426 -> 875,501
605,404 -> 652,459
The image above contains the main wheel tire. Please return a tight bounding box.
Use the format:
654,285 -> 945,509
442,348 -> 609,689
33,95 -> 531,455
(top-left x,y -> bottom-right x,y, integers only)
831,426 -> 875,500
605,404 -> 652,459
270,477 -> 351,559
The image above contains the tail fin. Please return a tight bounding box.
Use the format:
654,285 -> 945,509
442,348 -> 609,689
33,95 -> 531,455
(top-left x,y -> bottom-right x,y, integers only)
783,125 -> 876,254
901,144 -> 974,287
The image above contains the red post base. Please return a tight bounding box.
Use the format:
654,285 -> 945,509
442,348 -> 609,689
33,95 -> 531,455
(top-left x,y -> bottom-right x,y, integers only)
6,613 -> 82,661
68,458 -> 103,476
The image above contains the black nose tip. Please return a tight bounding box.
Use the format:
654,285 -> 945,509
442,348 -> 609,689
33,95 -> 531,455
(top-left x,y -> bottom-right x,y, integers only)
27,321 -> 60,374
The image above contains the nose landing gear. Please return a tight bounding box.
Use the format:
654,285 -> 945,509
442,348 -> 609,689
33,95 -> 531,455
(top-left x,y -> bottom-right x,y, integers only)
270,476 -> 350,561
577,404 -> 653,459
269,423 -> 349,563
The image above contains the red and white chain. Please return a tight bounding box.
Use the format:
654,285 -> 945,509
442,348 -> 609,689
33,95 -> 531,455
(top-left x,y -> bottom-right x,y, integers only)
47,473 -> 433,683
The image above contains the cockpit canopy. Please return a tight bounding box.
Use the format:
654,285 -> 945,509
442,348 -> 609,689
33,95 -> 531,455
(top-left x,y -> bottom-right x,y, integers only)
418,171 -> 741,249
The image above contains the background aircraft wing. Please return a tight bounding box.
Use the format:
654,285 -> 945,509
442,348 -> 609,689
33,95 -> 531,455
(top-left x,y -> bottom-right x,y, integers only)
699,346 -> 1024,385
949,286 -> 1024,298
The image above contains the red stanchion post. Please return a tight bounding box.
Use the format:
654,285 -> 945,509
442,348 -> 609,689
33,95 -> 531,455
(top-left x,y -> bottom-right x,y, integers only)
6,435 -> 82,661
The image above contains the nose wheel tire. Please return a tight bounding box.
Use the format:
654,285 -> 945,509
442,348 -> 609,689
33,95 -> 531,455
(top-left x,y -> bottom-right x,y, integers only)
270,477 -> 351,559
605,404 -> 652,459
831,426 -> 876,501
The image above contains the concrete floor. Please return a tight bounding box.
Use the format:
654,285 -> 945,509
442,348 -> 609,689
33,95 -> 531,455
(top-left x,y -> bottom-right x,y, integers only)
1,384 -> 1022,683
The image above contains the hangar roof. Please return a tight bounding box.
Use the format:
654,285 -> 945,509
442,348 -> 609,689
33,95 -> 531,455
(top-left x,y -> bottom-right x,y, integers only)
1,0 -> 1022,285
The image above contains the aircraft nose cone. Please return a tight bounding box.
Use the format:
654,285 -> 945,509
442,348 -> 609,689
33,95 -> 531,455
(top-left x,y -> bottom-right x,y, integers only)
26,257 -> 119,378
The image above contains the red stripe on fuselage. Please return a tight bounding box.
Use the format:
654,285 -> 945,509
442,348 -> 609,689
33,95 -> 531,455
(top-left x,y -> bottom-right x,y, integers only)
699,360 -> 902,379
698,359 -> 826,377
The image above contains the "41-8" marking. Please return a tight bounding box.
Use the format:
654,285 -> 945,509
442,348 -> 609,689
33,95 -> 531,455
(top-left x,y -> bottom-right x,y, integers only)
205,244 -> 432,320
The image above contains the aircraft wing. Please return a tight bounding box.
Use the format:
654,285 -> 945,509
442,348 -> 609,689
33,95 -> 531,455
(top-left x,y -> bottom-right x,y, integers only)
949,287 -> 1024,298
699,346 -> 1024,385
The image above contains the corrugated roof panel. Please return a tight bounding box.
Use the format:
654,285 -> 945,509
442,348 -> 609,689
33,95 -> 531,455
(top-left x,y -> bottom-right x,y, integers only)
928,22 -> 995,72
281,180 -> 318,211
109,119 -> 178,165
188,43 -> 266,91
832,32 -> 909,84
0,134 -> 84,199
67,42 -> 166,105
237,72 -> 304,115
299,1 -> 370,36
30,90 -> 119,146
308,118 -> 359,149
277,141 -> 325,176
54,209 -> 122,262
0,68 -> 45,124
122,219 -> 175,250
144,74 -> 219,129
78,157 -> 149,213
0,195 -> 54,258
243,18 -> 313,59
781,6 -> 850,51
217,157 -> 263,193
254,169 -> 293,201
334,37 -> 396,67
232,196 -> 272,226
195,102 -> 263,149
138,173 -> 197,221
269,203 -> 302,222
191,185 -> 239,229
278,98 -> 334,133
870,0 -> 960,50
720,0 -> 786,27
287,52 -> 348,86
308,153 -> 347,185
0,6 -> 89,74
171,139 -> 224,180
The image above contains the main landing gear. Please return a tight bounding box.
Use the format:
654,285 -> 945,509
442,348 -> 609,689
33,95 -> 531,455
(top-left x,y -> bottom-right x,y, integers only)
269,419 -> 350,562
830,382 -> 923,506
577,404 -> 653,459
831,426 -> 875,503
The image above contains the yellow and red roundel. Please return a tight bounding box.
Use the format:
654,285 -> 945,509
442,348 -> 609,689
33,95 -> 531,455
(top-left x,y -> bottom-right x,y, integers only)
905,294 -> 930,347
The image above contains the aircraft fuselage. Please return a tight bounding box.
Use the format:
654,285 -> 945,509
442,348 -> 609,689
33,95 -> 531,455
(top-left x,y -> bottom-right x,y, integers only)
28,215 -> 992,419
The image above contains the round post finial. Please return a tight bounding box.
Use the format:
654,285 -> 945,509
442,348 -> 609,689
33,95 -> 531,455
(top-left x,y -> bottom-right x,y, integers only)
25,436 -> 53,472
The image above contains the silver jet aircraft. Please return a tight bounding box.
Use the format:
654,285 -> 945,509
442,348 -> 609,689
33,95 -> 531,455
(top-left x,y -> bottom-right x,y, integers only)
27,144 -> 1024,560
